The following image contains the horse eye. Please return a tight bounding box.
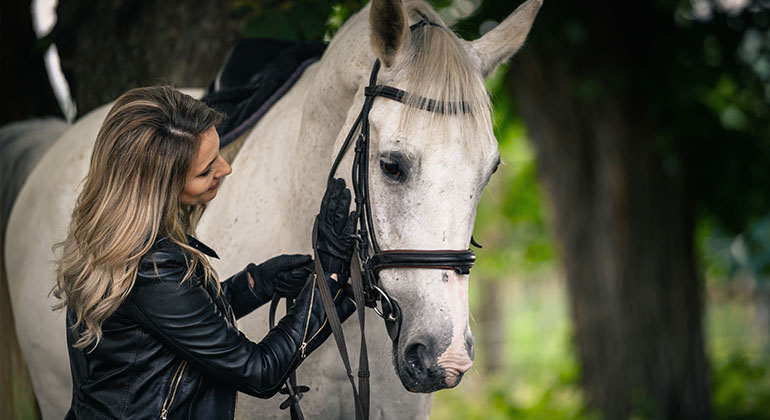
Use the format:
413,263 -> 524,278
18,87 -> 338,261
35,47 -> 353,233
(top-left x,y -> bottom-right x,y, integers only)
380,159 -> 406,182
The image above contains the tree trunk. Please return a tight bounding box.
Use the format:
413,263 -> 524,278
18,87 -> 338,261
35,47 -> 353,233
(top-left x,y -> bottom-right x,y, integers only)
508,45 -> 710,419
54,0 -> 246,117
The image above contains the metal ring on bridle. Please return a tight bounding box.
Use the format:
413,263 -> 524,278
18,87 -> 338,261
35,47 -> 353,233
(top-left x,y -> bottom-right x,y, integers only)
371,284 -> 397,322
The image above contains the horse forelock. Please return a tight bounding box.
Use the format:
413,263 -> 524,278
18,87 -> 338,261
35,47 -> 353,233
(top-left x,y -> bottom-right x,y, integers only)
387,1 -> 493,148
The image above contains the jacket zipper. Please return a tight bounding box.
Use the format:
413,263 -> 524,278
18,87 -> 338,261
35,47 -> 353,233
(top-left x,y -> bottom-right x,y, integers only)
160,360 -> 187,420
298,274 -> 317,358
299,274 -> 343,359
302,288 -> 342,348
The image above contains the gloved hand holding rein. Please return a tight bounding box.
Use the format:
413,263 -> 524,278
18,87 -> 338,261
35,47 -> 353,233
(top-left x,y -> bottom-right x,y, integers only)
246,254 -> 314,301
251,178 -> 360,395
315,178 -> 358,281
277,177 -> 359,360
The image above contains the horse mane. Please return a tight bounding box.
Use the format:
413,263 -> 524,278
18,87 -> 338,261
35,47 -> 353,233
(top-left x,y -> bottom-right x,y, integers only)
391,1 -> 493,145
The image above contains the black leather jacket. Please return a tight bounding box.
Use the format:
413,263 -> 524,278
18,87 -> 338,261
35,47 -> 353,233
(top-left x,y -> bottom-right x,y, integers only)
65,235 -> 306,420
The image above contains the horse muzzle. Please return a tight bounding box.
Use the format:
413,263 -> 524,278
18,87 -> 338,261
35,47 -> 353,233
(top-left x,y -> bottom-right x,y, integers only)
396,331 -> 474,393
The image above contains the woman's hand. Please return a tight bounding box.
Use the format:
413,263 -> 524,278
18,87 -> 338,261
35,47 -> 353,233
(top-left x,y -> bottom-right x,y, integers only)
247,254 -> 313,299
315,178 -> 357,280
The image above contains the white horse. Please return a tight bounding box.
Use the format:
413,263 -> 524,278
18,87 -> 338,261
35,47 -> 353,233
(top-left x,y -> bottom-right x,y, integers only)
4,0 -> 541,418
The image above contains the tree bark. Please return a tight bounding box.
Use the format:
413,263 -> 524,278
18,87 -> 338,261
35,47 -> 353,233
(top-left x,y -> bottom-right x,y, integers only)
508,43 -> 710,420
54,0 -> 246,117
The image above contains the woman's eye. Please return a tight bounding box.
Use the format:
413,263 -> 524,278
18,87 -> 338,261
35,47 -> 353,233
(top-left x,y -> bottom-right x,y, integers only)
380,159 -> 406,182
198,168 -> 211,177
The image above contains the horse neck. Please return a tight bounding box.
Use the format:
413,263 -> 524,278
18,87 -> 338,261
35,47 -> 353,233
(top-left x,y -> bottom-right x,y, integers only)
289,9 -> 374,211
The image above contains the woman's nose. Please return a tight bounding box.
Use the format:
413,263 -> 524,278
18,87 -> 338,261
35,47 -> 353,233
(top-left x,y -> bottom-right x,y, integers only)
216,157 -> 232,177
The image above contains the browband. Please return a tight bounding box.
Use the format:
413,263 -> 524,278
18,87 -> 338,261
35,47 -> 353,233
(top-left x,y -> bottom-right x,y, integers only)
364,86 -> 471,114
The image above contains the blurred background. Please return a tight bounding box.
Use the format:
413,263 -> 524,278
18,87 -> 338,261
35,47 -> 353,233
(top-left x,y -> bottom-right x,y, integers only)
1,0 -> 769,419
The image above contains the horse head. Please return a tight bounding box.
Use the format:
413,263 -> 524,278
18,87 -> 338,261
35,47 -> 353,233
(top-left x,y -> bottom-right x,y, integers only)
329,0 -> 542,394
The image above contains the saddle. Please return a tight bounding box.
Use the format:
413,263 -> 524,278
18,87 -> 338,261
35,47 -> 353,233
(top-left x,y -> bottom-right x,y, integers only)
202,38 -> 326,151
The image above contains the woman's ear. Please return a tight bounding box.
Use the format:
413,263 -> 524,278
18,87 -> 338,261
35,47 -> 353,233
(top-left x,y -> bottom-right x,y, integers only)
370,0 -> 408,68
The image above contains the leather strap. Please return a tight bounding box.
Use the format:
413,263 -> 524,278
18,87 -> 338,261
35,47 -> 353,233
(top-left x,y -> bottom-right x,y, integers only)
371,249 -> 475,275
269,297 -> 308,420
349,247 -> 370,418
312,219 -> 367,420
364,86 -> 470,114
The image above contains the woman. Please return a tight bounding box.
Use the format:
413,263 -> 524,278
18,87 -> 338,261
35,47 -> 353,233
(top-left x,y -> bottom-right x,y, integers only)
53,86 -> 356,419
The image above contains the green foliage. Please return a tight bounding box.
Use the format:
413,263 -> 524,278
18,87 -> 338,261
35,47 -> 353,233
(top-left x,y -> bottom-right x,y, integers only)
233,0 -> 365,41
697,212 -> 770,283
663,11 -> 770,235
712,354 -> 770,420
324,3 -> 359,40
432,378 -> 599,420
472,66 -> 556,277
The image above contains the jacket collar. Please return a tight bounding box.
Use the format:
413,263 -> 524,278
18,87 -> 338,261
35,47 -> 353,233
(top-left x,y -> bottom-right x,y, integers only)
185,234 -> 220,259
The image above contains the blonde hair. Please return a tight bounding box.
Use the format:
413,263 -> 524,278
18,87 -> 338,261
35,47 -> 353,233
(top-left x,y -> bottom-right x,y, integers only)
53,86 -> 223,350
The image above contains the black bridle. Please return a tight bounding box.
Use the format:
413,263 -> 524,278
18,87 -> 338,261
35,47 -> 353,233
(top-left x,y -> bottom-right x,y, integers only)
326,57 -> 477,343
276,21 -> 479,420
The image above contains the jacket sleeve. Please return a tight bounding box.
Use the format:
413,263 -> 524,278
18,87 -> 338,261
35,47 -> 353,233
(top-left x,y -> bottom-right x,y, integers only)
127,250 -> 301,398
220,266 -> 269,319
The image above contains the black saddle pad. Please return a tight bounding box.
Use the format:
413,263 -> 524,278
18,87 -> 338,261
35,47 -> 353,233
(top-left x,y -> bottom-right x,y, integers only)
202,38 -> 326,147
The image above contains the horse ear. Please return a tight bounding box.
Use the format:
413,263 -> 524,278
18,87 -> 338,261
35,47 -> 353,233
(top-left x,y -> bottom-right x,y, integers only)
370,0 -> 408,68
467,0 -> 543,78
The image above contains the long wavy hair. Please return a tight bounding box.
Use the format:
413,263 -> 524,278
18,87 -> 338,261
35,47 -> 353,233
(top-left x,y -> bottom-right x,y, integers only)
53,86 -> 224,350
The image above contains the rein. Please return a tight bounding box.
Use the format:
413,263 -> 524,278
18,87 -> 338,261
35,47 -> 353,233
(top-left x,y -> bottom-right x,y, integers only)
271,21 -> 479,420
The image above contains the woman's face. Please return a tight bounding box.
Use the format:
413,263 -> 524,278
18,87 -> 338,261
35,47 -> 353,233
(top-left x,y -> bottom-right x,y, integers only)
180,126 -> 232,205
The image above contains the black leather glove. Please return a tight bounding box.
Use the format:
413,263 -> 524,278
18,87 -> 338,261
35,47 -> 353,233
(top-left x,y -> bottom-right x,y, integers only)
276,272 -> 357,361
315,178 -> 357,280
247,254 -> 313,301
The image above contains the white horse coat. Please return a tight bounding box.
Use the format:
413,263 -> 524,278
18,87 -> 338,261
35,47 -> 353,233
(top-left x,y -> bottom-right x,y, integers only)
4,1 -> 541,418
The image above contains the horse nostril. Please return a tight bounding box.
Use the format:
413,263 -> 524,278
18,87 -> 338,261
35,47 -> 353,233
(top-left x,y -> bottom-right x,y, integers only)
404,342 -> 430,377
